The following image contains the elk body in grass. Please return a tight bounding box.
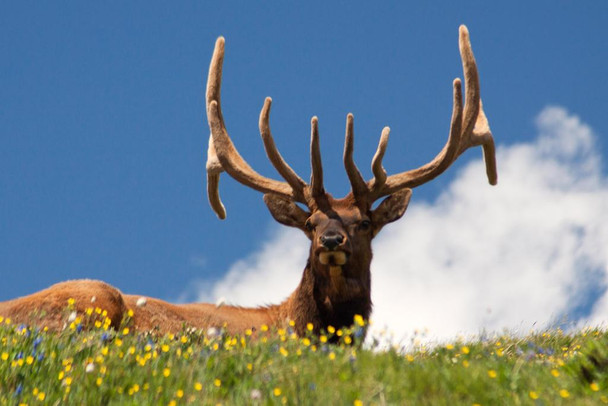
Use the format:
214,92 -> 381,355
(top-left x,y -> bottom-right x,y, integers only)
0,26 -> 496,337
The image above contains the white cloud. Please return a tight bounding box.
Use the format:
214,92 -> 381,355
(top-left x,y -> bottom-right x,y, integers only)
188,227 -> 309,307
189,106 -> 608,343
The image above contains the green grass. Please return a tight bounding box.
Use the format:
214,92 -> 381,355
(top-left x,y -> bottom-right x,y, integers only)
1,311 -> 607,405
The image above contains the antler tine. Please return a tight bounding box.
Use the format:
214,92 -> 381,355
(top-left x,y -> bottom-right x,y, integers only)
206,37 -> 296,218
473,101 -> 498,185
458,26 -> 497,185
371,25 -> 496,199
259,97 -> 308,202
206,136 -> 226,219
370,126 -> 390,194
371,77 -> 464,197
309,116 -> 324,200
457,25 -> 497,185
459,25 -> 481,142
343,113 -> 368,204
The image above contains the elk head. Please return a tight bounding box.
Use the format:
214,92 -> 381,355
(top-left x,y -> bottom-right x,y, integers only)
205,25 -> 497,330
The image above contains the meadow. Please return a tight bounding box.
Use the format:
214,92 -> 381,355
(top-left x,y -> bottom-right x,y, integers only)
0,303 -> 607,405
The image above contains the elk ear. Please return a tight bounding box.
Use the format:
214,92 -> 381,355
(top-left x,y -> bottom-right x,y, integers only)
263,193 -> 310,230
370,189 -> 412,236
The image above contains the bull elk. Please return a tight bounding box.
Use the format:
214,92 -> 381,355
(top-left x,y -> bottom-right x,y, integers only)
0,26 -> 496,337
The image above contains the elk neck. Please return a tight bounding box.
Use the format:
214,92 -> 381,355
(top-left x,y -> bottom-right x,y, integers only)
283,249 -> 372,336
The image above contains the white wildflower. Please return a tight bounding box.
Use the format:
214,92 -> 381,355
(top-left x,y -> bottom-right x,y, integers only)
206,327 -> 219,338
250,389 -> 262,400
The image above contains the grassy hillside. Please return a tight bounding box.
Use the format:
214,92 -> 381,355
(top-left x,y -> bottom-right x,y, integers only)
0,309 -> 607,405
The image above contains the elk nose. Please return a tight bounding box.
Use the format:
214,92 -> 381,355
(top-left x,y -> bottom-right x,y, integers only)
320,233 -> 344,250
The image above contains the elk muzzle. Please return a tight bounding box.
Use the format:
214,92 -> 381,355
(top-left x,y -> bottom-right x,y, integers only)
317,231 -> 348,267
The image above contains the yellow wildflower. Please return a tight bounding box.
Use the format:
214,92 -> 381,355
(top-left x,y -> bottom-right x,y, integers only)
194,382 -> 203,391
529,391 -> 539,400
214,379 -> 221,387
551,369 -> 560,377
307,322 -> 314,331
354,314 -> 365,327
559,389 -> 569,398
273,387 -> 282,396
163,368 -> 171,377
488,370 -> 497,378
590,382 -> 600,391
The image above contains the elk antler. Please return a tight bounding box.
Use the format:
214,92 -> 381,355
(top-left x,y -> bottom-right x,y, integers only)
206,37 -> 308,218
206,25 -> 497,217
364,25 -> 497,203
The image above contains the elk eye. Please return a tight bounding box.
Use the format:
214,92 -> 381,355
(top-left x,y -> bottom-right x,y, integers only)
359,220 -> 371,231
305,219 -> 315,232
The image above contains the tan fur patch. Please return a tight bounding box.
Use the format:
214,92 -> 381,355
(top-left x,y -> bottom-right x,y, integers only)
329,265 -> 345,294
319,251 -> 347,265
329,266 -> 342,277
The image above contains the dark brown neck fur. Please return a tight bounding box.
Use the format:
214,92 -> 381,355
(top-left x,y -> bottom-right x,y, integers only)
285,257 -> 372,336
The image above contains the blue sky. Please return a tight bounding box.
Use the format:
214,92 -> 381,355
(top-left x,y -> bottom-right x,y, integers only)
2,3 -> 607,337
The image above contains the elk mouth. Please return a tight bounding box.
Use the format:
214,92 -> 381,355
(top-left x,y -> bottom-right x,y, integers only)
318,250 -> 348,266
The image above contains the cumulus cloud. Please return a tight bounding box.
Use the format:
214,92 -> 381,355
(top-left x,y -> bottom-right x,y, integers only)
189,106 -> 608,343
